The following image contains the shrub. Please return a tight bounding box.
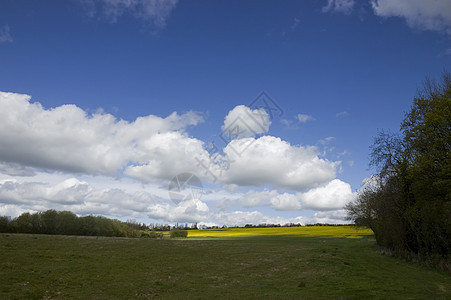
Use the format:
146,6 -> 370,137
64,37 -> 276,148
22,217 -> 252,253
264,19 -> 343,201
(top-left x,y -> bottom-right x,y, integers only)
170,228 -> 188,238
140,230 -> 163,239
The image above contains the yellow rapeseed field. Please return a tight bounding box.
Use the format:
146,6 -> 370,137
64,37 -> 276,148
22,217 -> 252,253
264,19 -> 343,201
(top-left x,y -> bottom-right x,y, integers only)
187,226 -> 373,238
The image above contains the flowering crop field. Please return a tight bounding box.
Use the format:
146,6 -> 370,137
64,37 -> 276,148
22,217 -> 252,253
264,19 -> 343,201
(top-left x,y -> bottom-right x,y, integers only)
187,226 -> 373,239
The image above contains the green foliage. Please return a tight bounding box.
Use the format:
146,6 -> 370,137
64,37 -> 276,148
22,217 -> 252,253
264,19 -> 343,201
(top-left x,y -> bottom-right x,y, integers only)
170,228 -> 188,238
0,216 -> 10,233
346,72 -> 451,259
140,230 -> 163,238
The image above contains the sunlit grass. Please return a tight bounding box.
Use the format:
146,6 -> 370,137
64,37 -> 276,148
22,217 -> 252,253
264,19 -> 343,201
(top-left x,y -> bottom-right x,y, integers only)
187,226 -> 373,239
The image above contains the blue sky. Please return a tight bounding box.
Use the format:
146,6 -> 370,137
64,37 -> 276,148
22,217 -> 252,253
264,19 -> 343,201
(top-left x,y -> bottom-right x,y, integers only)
0,0 -> 450,226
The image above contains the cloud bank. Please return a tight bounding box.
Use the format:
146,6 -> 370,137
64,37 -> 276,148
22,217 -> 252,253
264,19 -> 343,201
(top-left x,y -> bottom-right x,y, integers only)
0,91 -> 353,225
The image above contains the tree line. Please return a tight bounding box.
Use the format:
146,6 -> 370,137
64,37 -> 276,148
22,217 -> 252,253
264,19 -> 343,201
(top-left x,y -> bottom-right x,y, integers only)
345,73 -> 450,266
0,210 -> 143,237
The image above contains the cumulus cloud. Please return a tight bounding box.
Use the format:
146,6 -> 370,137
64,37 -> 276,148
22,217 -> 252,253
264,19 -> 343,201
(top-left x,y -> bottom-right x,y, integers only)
221,105 -> 271,140
0,25 -> 12,43
147,198 -> 210,223
222,136 -> 339,191
270,192 -> 302,211
297,114 -> 315,123
123,131 -> 210,183
300,179 -> 355,210
242,189 -> 278,208
371,0 -> 451,34
322,0 -> 355,14
0,204 -> 31,218
0,91 -> 204,181
82,0 -> 178,27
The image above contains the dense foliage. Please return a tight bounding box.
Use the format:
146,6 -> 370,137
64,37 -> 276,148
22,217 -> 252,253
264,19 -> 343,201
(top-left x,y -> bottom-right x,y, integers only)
170,228 -> 188,238
0,210 -> 147,238
346,73 -> 451,259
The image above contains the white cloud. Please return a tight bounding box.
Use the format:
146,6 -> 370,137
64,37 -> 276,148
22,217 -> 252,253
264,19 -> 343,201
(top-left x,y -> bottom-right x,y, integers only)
83,0 -> 178,27
0,204 -> 31,218
322,0 -> 355,14
308,209 -> 349,224
220,179 -> 352,212
0,25 -> 12,43
336,111 -> 350,118
241,189 -> 277,208
0,162 -> 35,177
0,91 -> 204,181
123,131 -> 210,183
147,198 -> 210,223
319,137 -> 335,145
270,192 -> 302,211
222,105 -> 271,139
280,119 -> 292,126
297,113 -> 315,123
300,179 -> 355,210
209,210 -> 304,227
222,136 -> 339,191
211,211 -> 266,227
371,0 -> 451,34
211,211 -> 306,226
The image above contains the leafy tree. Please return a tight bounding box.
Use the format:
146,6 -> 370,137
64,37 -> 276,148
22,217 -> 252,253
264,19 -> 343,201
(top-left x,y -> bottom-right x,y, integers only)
56,211 -> 79,235
15,212 -> 33,233
0,216 -> 11,233
41,210 -> 58,234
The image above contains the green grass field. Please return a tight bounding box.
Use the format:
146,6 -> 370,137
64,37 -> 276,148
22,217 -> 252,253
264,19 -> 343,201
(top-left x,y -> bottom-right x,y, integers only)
1,227 -> 449,299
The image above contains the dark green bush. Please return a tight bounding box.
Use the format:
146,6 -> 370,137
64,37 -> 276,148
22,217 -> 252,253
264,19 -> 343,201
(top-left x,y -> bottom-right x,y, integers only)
140,230 -> 163,238
170,228 -> 188,238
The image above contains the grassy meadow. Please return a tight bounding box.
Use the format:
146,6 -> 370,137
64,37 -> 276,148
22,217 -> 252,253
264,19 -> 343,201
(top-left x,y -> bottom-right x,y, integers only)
1,226 -> 450,299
